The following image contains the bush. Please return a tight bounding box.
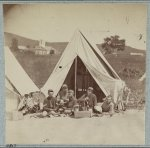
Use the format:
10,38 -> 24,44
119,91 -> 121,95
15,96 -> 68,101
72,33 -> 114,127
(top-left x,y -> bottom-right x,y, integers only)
119,67 -> 143,80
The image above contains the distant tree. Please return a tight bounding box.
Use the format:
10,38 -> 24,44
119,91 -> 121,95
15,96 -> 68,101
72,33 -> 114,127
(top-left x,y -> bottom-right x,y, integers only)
101,35 -> 125,54
11,38 -> 18,51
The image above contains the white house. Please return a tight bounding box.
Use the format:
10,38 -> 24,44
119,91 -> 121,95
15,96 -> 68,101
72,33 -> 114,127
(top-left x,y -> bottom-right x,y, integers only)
35,40 -> 56,55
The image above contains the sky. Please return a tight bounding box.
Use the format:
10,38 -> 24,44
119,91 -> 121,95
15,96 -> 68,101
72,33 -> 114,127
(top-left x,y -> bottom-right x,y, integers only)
4,3 -> 147,50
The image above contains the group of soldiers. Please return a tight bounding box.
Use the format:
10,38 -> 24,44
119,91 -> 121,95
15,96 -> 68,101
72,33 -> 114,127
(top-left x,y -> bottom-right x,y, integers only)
18,84 -> 119,117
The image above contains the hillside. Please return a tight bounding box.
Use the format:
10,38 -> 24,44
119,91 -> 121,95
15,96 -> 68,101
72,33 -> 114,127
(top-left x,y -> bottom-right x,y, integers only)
96,44 -> 146,54
4,32 -> 68,52
4,32 -> 146,53
4,32 -> 39,47
4,32 -> 146,89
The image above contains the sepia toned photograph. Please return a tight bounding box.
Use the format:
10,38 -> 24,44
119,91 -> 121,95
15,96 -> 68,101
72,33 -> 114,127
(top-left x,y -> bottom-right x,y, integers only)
4,3 -> 146,145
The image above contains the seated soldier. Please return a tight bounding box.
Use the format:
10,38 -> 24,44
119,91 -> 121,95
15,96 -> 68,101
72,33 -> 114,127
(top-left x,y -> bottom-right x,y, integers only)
56,84 -> 69,114
101,95 -> 114,116
27,92 -> 39,113
122,86 -> 131,110
56,99 -> 66,114
57,84 -> 69,102
78,87 -> 98,112
115,88 -> 125,112
18,92 -> 36,115
32,91 -> 46,112
63,89 -> 78,116
43,89 -> 57,112
66,90 -> 77,109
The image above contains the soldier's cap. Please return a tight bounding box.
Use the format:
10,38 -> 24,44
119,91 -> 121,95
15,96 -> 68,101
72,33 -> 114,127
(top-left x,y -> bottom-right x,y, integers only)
62,84 -> 68,89
48,89 -> 54,93
68,89 -> 74,93
87,87 -> 94,91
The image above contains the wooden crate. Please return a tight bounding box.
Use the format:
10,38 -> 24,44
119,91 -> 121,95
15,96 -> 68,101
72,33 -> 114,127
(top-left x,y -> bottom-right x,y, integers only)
74,111 -> 92,118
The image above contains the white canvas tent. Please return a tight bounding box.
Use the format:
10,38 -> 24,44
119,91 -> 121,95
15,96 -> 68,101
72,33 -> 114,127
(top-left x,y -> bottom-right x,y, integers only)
5,76 -> 20,97
42,30 -> 125,103
5,77 -> 20,115
5,46 -> 39,116
5,46 -> 39,95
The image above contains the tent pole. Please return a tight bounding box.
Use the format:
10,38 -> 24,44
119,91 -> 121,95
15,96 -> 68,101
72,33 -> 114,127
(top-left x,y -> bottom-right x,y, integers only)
75,57 -> 77,98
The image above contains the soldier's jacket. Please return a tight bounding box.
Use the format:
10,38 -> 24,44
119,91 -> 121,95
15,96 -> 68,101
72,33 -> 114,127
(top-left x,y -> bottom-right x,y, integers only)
101,101 -> 114,114
44,96 -> 57,109
67,96 -> 78,108
78,93 -> 97,108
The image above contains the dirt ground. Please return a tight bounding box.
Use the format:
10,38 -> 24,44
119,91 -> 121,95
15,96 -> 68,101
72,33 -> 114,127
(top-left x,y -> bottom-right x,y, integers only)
6,109 -> 145,145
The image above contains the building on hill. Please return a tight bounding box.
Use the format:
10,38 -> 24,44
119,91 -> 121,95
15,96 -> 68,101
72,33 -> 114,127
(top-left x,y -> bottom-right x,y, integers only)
18,45 -> 28,51
39,40 -> 46,48
35,46 -> 51,55
22,40 -> 57,55
35,40 -> 56,55
130,52 -> 144,56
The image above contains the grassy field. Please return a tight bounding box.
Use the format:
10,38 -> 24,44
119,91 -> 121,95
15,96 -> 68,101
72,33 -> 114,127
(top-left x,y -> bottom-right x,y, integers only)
105,53 -> 146,106
11,47 -> 146,87
12,50 -> 65,88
